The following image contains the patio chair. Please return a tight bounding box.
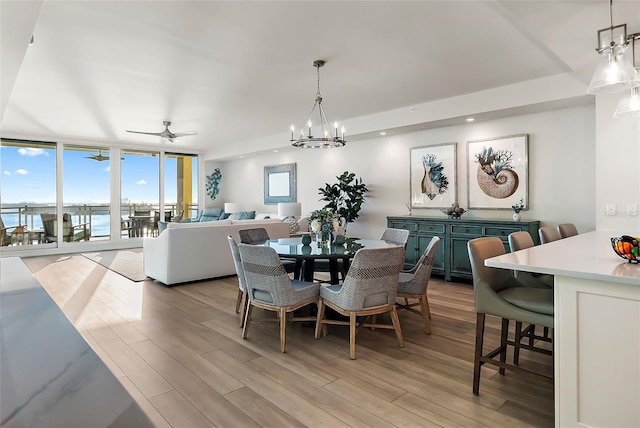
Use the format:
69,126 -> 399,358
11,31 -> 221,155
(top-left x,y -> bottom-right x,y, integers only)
41,213 -> 90,243
0,216 -> 20,246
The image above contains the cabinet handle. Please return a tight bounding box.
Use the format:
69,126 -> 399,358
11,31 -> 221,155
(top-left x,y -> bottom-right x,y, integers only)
465,228 -> 470,233
500,231 -> 505,235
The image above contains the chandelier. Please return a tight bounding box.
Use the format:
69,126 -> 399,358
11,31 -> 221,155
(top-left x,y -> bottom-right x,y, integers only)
587,0 -> 639,97
290,60 -> 346,149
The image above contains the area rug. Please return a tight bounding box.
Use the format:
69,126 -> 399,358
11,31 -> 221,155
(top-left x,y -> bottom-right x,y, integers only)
82,249 -> 147,282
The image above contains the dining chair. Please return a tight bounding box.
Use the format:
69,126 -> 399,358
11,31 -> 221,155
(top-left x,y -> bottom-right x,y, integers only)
238,243 -> 320,353
381,228 -> 410,245
396,236 -> 440,334
467,237 -> 554,395
315,245 -> 406,360
557,223 -> 578,239
538,226 -> 561,244
227,236 -> 248,327
314,226 -> 409,284
238,227 -> 270,244
239,227 -> 297,275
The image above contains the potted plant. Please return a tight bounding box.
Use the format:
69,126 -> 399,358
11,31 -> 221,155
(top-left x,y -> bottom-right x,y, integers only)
318,171 -> 368,232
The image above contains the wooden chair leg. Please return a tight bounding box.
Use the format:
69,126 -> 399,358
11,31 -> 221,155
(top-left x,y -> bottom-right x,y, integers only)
315,299 -> 326,339
370,315 -> 377,330
242,303 -> 253,339
473,313 -> 485,395
390,306 -> 404,348
425,294 -> 432,319
514,321 -> 522,365
279,307 -> 287,353
239,290 -> 248,328
499,318 -> 509,376
349,312 -> 357,360
419,295 -> 432,334
235,289 -> 243,313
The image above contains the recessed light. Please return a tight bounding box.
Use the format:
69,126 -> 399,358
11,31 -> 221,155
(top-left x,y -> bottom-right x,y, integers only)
273,150 -> 278,152
380,132 -> 386,136
466,118 -> 475,122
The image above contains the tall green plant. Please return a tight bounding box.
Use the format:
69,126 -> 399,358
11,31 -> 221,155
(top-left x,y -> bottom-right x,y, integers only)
318,171 -> 368,225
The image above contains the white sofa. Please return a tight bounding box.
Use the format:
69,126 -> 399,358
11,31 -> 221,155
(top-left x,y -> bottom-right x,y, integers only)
143,219 -> 290,285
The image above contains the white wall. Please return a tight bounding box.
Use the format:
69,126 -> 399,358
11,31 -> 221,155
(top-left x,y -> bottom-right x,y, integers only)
595,93 -> 640,232
207,104 -> 596,239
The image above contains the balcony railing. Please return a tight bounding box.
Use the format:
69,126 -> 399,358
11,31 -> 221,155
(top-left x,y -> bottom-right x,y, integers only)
1,203 -> 199,246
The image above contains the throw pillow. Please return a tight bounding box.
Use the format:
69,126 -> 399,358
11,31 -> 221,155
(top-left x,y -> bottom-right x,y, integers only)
237,210 -> 256,220
219,212 -> 231,220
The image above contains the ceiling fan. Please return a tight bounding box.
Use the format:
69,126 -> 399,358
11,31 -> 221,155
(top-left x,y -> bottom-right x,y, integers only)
85,149 -> 111,162
126,120 -> 198,143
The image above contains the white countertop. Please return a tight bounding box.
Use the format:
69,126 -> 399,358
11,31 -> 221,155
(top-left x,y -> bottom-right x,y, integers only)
485,230 -> 640,286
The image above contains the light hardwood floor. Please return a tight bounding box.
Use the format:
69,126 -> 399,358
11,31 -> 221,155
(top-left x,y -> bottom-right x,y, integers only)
22,254 -> 554,428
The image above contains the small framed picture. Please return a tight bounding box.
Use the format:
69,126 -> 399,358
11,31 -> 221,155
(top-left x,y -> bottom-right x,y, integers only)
467,134 -> 528,209
410,143 -> 457,209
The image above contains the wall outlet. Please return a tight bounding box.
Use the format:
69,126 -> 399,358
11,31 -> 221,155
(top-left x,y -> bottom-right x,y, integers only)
628,204 -> 638,216
606,204 -> 616,216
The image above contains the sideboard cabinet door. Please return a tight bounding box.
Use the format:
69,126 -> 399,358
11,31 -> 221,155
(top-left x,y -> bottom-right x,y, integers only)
387,216 -> 540,283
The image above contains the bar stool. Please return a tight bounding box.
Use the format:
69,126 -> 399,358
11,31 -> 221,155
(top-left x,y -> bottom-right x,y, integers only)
467,237 -> 554,395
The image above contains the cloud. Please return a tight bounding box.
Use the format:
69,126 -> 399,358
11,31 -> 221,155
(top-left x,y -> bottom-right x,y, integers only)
15,169 -> 28,175
18,148 -> 47,157
3,171 -> 10,176
103,166 -> 110,172
136,179 -> 147,185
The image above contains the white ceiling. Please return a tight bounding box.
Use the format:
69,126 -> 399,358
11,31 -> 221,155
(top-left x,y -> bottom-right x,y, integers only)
1,1 -> 639,157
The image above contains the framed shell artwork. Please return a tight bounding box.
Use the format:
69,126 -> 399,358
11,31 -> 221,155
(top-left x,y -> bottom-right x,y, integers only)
467,134 -> 528,210
410,142 -> 457,209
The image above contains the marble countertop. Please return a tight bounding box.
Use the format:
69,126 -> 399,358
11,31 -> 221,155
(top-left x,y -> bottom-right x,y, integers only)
0,257 -> 153,427
485,230 -> 640,286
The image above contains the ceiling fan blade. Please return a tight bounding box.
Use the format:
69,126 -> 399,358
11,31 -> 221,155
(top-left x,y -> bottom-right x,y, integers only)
126,130 -> 165,136
172,131 -> 198,137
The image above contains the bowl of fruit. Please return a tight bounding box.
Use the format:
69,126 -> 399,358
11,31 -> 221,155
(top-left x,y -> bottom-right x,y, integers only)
611,235 -> 640,263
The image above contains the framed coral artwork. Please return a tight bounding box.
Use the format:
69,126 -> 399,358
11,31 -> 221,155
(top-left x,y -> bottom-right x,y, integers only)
467,134 -> 528,209
410,143 -> 457,209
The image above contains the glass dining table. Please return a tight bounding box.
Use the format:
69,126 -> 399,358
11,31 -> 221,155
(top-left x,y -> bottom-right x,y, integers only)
264,237 -> 400,284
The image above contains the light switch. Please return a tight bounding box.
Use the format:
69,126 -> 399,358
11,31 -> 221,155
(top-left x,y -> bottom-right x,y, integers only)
628,204 -> 638,216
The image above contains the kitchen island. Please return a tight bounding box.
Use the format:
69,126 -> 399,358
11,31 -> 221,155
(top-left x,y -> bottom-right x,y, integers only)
485,230 -> 640,428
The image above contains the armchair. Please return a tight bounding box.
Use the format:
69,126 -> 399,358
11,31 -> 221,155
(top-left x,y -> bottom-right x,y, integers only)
41,213 -> 90,243
0,216 -> 20,246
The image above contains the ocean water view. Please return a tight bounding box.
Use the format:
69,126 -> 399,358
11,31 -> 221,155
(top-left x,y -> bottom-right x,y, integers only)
1,203 -> 194,240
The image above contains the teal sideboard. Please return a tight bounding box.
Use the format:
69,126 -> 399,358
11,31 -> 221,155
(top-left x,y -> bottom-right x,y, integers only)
387,216 -> 540,282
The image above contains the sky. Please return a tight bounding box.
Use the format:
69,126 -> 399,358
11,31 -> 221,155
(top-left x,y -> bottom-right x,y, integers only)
1,144 -> 195,205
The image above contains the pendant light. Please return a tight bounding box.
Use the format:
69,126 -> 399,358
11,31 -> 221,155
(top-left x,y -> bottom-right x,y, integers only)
614,33 -> 640,118
587,0 -> 637,94
290,60 -> 346,149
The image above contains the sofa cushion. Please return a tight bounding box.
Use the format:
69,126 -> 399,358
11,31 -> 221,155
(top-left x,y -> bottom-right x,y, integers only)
229,211 -> 256,220
199,207 -> 223,222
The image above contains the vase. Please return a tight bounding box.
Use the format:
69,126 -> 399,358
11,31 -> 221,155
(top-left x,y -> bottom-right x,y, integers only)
316,232 -> 331,247
513,212 -> 521,222
301,234 -> 312,245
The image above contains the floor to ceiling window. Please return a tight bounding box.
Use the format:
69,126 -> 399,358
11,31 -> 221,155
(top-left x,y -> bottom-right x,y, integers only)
164,152 -> 198,222
121,149 -> 160,238
0,139 -> 57,247
1,139 -> 199,250
63,145 -> 111,241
